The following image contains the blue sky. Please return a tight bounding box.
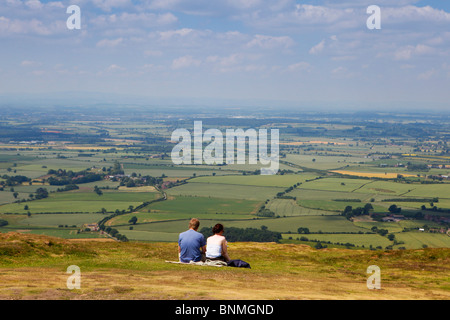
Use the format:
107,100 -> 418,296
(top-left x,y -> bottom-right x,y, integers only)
1,0 -> 450,111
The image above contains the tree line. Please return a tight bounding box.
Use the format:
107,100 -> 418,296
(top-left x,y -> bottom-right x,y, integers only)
200,226 -> 282,243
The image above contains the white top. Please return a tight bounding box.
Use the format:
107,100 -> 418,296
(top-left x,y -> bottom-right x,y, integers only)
206,234 -> 228,259
206,244 -> 222,258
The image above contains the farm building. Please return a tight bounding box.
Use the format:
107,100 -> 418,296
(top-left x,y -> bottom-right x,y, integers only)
83,223 -> 99,231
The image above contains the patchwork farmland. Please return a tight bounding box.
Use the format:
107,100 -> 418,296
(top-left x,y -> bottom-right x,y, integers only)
0,108 -> 449,251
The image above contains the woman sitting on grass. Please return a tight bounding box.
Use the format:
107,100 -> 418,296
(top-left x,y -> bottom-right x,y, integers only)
206,224 -> 230,262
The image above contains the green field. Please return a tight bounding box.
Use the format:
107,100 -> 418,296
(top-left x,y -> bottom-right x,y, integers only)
148,195 -> 261,215
284,154 -> 369,170
18,213 -> 107,227
299,178 -> 372,193
116,215 -> 369,242
394,232 -> 450,249
191,173 -> 318,188
358,180 -> 426,195
283,233 -> 392,248
403,184 -> 450,199
0,191 -> 160,214
266,198 -> 336,216
296,199 -> 385,213
167,182 -> 283,200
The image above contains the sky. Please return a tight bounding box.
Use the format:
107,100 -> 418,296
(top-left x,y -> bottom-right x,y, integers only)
1,0 -> 450,111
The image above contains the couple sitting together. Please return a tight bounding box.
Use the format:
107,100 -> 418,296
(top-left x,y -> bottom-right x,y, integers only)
178,218 -> 230,263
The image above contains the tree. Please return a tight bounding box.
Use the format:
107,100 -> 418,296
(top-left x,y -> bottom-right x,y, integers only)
388,204 -> 401,214
387,234 -> 396,241
35,187 -> 49,200
13,192 -> 18,199
109,229 -> 119,237
94,185 -> 103,196
24,205 -> 29,210
128,216 -> 138,225
344,206 -> 353,214
363,203 -> 373,214
297,227 -> 310,234
314,242 -> 326,249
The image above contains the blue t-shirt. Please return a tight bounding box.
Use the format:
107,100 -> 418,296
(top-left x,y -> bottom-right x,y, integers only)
178,229 -> 206,263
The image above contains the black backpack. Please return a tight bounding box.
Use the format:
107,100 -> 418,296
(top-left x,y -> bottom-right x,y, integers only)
227,259 -> 251,269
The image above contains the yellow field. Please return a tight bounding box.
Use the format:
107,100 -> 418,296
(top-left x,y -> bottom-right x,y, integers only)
0,145 -> 48,149
64,145 -> 124,151
332,170 -> 416,179
281,141 -> 347,146
0,144 -> 124,151
403,154 -> 450,160
117,186 -> 158,192
21,182 -> 49,186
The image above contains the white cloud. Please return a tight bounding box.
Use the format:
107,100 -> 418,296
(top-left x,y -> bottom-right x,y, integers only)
204,53 -> 265,73
91,12 -> 177,29
417,68 -> 437,80
144,50 -> 163,57
96,38 -> 124,48
158,28 -> 196,40
226,0 -> 263,10
93,0 -> 132,12
294,4 -> 353,24
400,64 -> 415,69
25,0 -> 43,10
332,66 -> 347,74
0,16 -> 65,36
383,5 -> 450,24
309,40 -> 325,55
394,44 -> 436,60
21,60 -> 41,67
106,64 -> 126,72
246,34 -> 294,49
171,55 -> 201,69
287,61 -> 311,72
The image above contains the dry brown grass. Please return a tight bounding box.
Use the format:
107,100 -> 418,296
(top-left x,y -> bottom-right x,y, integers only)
0,232 -> 448,300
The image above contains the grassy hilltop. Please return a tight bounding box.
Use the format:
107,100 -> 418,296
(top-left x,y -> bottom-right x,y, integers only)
0,232 -> 448,300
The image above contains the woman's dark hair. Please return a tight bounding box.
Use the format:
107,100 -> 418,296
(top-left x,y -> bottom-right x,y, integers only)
212,223 -> 224,234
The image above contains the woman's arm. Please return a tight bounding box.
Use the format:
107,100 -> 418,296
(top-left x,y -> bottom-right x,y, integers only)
222,239 -> 230,262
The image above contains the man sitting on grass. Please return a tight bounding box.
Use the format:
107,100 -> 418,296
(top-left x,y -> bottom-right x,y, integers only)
178,218 -> 206,263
